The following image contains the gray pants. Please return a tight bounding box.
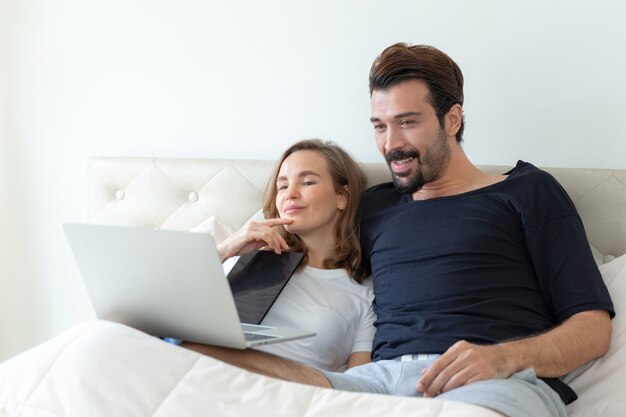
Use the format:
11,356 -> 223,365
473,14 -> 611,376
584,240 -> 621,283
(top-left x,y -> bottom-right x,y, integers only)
320,354 -> 566,417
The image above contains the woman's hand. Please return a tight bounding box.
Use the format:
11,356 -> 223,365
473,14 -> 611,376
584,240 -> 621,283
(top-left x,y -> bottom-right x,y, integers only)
216,218 -> 294,261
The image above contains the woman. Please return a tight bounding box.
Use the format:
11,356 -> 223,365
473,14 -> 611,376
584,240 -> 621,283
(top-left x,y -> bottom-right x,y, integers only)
194,139 -> 374,372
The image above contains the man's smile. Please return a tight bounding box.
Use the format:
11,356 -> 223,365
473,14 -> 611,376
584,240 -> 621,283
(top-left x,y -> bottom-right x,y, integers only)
390,157 -> 416,175
386,150 -> 420,177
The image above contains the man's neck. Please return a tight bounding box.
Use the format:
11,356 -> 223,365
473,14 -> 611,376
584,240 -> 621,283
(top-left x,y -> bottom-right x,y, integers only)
412,146 -> 506,201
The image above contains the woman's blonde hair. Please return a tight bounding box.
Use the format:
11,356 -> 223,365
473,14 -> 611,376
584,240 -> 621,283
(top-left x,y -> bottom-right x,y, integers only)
263,139 -> 368,283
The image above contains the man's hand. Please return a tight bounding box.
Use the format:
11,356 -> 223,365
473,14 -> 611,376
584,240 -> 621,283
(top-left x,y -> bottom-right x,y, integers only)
416,341 -> 514,397
416,309 -> 611,397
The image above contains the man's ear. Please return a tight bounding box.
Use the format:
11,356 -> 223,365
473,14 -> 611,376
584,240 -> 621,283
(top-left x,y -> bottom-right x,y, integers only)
445,103 -> 463,137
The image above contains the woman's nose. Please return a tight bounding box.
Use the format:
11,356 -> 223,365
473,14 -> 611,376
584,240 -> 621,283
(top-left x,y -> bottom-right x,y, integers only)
285,185 -> 300,199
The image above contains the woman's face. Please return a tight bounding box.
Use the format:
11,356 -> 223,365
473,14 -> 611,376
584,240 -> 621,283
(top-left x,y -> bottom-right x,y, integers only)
275,150 -> 346,240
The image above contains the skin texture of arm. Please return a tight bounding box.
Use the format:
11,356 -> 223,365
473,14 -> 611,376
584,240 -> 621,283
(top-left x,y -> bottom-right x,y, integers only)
180,344 -> 370,380
417,309 -> 612,397
181,342 -> 332,387
347,351 -> 371,368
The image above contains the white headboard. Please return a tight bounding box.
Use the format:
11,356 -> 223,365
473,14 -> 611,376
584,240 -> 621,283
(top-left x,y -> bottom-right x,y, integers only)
88,157 -> 626,264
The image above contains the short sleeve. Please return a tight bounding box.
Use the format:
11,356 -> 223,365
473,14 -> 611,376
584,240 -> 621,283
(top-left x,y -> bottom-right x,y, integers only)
350,281 -> 376,354
517,170 -> 614,321
525,215 -> 614,321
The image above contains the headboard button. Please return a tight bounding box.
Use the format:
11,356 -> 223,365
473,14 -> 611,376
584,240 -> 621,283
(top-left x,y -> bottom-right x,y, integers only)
115,190 -> 125,200
188,192 -> 199,203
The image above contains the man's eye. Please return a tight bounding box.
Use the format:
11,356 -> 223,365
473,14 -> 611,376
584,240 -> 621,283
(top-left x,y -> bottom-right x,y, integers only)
373,124 -> 385,131
399,119 -> 414,126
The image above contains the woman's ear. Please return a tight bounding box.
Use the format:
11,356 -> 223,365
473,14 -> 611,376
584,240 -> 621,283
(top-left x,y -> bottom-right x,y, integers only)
337,187 -> 348,210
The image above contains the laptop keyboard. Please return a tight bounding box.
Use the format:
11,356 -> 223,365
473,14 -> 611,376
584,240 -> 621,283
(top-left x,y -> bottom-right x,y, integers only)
244,333 -> 281,342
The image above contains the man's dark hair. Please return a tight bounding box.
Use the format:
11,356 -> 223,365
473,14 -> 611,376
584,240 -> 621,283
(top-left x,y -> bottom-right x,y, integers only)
369,43 -> 465,142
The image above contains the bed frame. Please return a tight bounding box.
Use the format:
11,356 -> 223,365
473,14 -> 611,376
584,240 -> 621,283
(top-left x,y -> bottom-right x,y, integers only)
88,157 -> 626,263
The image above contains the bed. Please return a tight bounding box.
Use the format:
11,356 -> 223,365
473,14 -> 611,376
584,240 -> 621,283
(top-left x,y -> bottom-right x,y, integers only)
1,157 -> 625,417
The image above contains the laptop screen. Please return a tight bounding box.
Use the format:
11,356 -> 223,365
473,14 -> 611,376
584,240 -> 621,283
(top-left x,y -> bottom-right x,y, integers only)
226,251 -> 304,325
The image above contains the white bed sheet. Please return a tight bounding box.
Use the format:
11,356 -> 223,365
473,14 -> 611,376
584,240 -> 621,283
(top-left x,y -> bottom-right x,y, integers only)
0,320 -> 498,417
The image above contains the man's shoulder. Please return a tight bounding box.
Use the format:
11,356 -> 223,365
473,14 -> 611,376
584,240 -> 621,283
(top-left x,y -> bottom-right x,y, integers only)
507,160 -> 538,176
504,160 -> 577,222
358,182 -> 408,234
506,160 -> 566,193
363,181 -> 397,198
361,182 -> 405,210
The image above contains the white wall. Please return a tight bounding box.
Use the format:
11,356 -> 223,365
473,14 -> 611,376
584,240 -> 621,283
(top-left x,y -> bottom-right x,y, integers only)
0,0 -> 50,360
2,0 -> 625,360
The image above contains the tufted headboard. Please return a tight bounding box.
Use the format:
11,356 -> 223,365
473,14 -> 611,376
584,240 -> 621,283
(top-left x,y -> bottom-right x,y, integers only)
88,157 -> 626,265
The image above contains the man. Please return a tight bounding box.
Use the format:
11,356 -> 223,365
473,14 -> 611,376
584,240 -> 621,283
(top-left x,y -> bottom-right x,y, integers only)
322,43 -> 614,417
186,43 -> 614,417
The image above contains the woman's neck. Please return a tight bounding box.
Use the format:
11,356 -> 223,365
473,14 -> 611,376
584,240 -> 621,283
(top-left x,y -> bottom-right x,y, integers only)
300,234 -> 335,269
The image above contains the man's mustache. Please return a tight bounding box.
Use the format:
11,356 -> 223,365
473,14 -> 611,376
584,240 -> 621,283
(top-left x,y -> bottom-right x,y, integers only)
385,149 -> 421,165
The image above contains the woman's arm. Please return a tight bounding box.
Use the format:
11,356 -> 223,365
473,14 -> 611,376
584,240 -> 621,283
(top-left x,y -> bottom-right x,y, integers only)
347,352 -> 372,368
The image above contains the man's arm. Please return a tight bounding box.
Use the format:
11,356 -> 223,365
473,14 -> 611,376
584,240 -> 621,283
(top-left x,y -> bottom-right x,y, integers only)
417,309 -> 612,397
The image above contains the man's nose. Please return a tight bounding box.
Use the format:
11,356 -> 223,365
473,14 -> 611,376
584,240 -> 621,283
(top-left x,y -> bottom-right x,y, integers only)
384,126 -> 403,153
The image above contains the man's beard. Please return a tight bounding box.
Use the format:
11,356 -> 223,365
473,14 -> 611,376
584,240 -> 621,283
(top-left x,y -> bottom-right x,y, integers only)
385,149 -> 425,193
385,129 -> 450,194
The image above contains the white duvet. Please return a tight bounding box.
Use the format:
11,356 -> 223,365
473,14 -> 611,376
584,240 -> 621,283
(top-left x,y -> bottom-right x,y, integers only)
0,320 -> 498,417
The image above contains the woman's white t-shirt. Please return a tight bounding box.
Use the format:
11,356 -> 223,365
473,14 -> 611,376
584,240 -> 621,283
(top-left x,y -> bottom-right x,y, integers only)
253,265 -> 376,372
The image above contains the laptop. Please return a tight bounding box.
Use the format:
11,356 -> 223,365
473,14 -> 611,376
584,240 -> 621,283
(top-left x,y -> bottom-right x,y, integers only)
227,249 -> 305,325
63,222 -> 315,349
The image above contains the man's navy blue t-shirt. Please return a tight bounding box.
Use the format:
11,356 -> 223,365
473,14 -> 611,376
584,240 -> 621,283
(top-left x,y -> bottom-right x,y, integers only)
359,161 -> 614,403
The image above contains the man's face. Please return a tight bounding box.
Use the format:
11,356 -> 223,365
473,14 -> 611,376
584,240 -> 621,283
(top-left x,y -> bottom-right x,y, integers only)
370,80 -> 451,194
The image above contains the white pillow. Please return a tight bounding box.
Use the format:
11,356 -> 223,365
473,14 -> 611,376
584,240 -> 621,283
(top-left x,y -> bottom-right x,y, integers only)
590,244 -> 604,266
565,253 -> 626,417
244,209 -> 265,224
190,216 -> 235,244
203,210 -> 265,274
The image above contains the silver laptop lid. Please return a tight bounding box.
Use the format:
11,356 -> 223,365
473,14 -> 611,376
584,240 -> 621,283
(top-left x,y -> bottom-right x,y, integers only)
63,223 -> 254,348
